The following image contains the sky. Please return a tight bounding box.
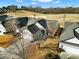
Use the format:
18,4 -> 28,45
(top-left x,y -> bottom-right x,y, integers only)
0,0 -> 79,8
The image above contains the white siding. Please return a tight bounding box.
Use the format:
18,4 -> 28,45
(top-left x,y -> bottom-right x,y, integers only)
0,23 -> 6,35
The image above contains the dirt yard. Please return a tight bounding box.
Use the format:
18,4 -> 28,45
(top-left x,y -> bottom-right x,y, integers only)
5,10 -> 79,22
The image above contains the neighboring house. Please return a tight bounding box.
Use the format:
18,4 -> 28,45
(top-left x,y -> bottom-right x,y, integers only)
60,22 -> 79,41
0,22 -> 6,35
3,19 -> 18,33
27,24 -> 43,41
2,17 -> 28,34
59,22 -> 79,55
74,27 -> 79,40
36,19 -> 47,30
0,15 -> 8,21
35,19 -> 48,39
59,37 -> 79,55
27,18 -> 36,26
16,17 -> 28,28
0,15 -> 17,34
27,19 -> 48,41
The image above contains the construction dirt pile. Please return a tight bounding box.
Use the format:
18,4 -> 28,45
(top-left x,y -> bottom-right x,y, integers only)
0,34 -> 15,48
25,38 -> 60,59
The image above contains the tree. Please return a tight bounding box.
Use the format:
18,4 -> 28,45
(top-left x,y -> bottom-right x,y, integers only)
21,6 -> 28,10
7,5 -> 18,12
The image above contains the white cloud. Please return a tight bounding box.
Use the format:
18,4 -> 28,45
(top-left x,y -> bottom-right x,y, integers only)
54,0 -> 60,3
38,0 -> 52,2
31,2 -> 37,5
31,0 -> 61,3
16,0 -> 60,3
16,0 -> 24,2
32,0 -> 37,1
32,0 -> 53,2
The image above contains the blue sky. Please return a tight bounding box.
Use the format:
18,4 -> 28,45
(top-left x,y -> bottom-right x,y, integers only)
0,0 -> 79,8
